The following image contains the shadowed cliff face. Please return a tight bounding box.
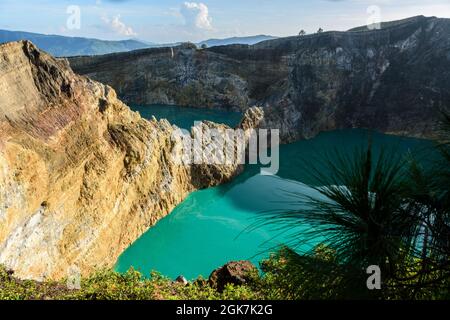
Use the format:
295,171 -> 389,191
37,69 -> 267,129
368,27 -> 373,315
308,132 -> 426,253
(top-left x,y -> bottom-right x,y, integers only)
69,16 -> 450,142
69,43 -> 290,113
0,41 -> 243,281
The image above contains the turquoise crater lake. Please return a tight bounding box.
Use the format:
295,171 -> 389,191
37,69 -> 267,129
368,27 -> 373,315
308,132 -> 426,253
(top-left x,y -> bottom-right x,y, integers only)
115,104 -> 431,280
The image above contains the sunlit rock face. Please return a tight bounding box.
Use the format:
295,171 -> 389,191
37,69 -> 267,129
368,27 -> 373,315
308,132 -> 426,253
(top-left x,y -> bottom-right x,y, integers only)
0,41 -> 242,281
70,16 -> 450,142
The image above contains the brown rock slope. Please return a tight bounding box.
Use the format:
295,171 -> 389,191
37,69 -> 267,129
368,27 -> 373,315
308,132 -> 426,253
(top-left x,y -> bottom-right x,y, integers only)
0,41 -> 242,281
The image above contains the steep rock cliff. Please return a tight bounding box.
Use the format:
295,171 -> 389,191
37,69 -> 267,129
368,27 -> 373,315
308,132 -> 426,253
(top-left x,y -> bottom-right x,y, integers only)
70,16 -> 450,142
69,42 -> 289,112
0,41 -> 242,280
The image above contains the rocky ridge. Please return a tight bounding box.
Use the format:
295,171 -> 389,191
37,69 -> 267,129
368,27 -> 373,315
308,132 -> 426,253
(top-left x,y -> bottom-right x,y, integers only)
69,16 -> 450,142
0,41 -> 243,280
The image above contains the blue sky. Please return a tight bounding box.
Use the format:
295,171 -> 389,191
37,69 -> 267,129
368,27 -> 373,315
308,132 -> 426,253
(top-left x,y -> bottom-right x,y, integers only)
1,0 -> 449,43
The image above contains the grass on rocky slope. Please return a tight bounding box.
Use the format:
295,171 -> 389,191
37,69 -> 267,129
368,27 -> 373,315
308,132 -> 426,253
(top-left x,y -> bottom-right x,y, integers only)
0,266 -> 267,300
4,247 -> 447,300
0,249 -> 308,301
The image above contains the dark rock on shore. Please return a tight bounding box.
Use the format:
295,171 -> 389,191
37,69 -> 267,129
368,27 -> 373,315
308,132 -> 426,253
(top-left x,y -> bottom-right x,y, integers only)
175,275 -> 189,286
208,261 -> 258,292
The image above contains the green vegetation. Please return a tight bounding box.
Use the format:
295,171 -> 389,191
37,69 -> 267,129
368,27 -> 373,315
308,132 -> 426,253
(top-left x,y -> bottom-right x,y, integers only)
0,266 -> 264,300
259,113 -> 450,300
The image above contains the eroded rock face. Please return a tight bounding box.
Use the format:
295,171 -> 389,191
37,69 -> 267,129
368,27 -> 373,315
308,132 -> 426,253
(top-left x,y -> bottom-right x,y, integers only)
0,41 -> 242,281
69,43 -> 289,112
69,16 -> 450,142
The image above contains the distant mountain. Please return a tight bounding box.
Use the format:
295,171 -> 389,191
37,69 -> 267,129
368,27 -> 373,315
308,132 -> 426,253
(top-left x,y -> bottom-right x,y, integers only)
0,29 -> 150,57
198,35 -> 278,47
150,35 -> 278,49
0,30 -> 278,56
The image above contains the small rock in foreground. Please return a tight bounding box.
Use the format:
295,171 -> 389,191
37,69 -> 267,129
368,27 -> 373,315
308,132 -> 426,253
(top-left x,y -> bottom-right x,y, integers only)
208,261 -> 258,292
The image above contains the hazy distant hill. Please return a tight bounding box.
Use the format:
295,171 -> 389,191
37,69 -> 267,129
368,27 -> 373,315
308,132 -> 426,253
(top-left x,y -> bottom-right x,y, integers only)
152,35 -> 278,49
0,30 -> 278,56
0,29 -> 150,57
198,35 -> 277,47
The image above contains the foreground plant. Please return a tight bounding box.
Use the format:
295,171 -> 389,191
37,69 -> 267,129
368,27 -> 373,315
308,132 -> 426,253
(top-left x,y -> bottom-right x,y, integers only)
261,120 -> 450,299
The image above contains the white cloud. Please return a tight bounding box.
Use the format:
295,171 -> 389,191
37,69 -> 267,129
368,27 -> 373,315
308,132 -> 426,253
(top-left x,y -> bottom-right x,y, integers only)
181,2 -> 213,30
101,14 -> 137,37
